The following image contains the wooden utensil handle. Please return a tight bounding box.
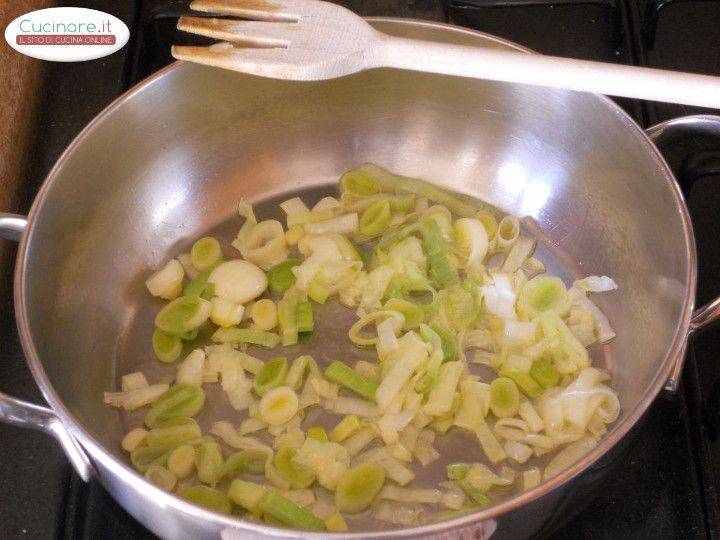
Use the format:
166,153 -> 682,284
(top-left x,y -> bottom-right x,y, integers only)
372,35 -> 720,109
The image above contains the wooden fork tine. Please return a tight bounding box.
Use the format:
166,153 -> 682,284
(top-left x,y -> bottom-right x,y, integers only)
189,0 -> 302,22
171,44 -> 302,76
178,17 -> 297,47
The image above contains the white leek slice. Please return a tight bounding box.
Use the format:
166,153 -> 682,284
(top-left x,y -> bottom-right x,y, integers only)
464,329 -> 493,350
499,320 -> 538,348
519,402 -> 544,433
354,360 -> 381,382
543,436 -> 599,480
517,275 -> 570,319
251,299 -> 278,331
305,214 -> 358,235
341,426 -> 377,457
121,428 -> 148,453
569,287 -> 616,343
501,237 -> 536,273
357,265 -> 395,315
523,467 -> 542,490
274,429 -> 306,450
146,259 -> 184,300
386,236 -> 427,272
573,275 -> 618,293
176,348 -> 205,387
503,440 -> 533,464
465,463 -> 513,492
380,486 -> 442,505
497,215 -> 520,251
177,252 -> 199,280
520,257 -> 545,278
209,422 -> 274,468
454,380 -> 490,430
121,372 -> 149,392
475,417 -> 507,463
280,197 -> 310,215
240,417 -> 267,435
278,489 -> 315,508
377,410 -> 415,445
210,297 -> 245,328
233,219 -> 288,270
292,237 -> 342,291
413,429 -> 440,466
349,310 -> 404,348
569,321 -> 597,347
480,273 -> 517,319
259,386 -> 299,425
453,218 -> 489,268
208,260 -> 267,304
423,361 -> 463,416
322,397 -> 379,418
288,209 -> 337,229
104,383 -> 169,411
220,352 -> 253,411
375,349 -> 424,411
376,317 -> 400,358
312,196 -> 341,213
495,418 -> 555,449
373,500 -> 422,527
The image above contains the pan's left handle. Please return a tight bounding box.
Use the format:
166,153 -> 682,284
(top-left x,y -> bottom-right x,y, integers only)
0,212 -> 94,481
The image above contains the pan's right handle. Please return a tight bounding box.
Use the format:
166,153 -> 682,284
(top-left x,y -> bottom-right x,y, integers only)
0,212 -> 94,481
645,115 -> 720,392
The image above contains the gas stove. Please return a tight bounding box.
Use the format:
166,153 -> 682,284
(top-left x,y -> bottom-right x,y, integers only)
1,1 -> 719,538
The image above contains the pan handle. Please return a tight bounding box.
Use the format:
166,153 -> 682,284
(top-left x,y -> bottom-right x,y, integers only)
645,115 -> 720,392
0,212 -> 94,481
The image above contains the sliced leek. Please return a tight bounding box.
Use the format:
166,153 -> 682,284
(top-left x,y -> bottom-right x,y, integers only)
453,218 -> 489,268
496,215 -> 520,251
144,384 -> 205,428
146,417 -> 202,447
234,219 -> 288,270
155,296 -> 211,337
297,301 -> 314,333
121,428 -> 148,453
152,329 -> 182,363
167,444 -> 196,479
360,200 -> 391,237
517,275 -> 569,319
208,260 -> 268,304
116,163 -> 621,530
335,463 -> 386,513
253,357 -> 288,396
251,299 -> 278,331
145,465 -> 177,491
180,485 -> 232,514
341,170 -> 381,196
324,361 -> 378,401
274,447 -> 316,489
489,377 -> 520,419
258,491 -> 325,531
209,297 -> 244,328
190,237 -> 222,272
267,259 -> 301,294
146,259 -> 184,300
260,386 -> 299,425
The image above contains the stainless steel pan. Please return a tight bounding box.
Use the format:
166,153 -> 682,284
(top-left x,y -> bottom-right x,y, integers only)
1,18 -> 719,539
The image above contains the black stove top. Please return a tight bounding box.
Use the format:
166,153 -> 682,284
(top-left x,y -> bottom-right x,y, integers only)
2,0 -> 720,538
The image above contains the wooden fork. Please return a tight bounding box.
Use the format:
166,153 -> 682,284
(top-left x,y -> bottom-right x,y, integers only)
172,0 -> 720,109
